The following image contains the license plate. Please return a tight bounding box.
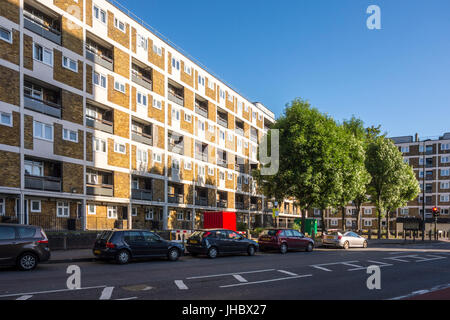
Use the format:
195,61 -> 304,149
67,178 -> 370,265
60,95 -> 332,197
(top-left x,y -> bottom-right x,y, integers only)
94,250 -> 101,255
326,236 -> 335,240
190,240 -> 198,244
262,237 -> 271,241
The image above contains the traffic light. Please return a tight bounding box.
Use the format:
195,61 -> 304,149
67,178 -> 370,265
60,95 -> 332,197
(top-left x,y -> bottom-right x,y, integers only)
432,207 -> 440,217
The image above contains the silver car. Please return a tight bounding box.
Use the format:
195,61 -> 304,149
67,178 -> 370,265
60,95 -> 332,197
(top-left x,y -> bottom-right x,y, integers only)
322,230 -> 368,249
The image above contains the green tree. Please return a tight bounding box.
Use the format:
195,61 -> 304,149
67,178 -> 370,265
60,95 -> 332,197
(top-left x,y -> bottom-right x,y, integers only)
365,136 -> 420,239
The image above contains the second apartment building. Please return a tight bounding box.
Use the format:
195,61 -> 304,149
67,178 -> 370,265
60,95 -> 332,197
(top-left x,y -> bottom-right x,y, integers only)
0,0 -> 277,231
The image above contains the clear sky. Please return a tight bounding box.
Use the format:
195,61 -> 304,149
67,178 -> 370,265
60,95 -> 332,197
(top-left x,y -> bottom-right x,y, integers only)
118,0 -> 450,138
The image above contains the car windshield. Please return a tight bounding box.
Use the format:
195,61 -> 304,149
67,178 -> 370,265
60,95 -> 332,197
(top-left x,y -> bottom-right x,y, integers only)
260,230 -> 278,236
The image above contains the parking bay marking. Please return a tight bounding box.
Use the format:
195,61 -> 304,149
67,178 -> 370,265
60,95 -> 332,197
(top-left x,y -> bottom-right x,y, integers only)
347,260 -> 393,271
278,270 -> 298,277
0,285 -> 107,299
310,261 -> 362,272
186,269 -> 275,280
219,274 -> 313,288
99,287 -> 114,300
175,280 -> 189,290
16,295 -> 33,300
233,275 -> 248,283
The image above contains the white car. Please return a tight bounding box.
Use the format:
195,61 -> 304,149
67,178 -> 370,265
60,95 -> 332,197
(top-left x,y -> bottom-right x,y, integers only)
322,230 -> 368,249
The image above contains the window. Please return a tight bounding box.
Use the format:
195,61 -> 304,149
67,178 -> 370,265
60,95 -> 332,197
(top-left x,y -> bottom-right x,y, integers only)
0,112 -> 12,127
198,165 -> 205,177
184,160 -> 192,170
441,156 -> 450,164
114,18 -> 126,32
208,124 -> 214,133
186,211 -> 192,221
208,79 -> 214,90
183,63 -> 192,75
107,206 -> 117,219
244,176 -> 249,184
364,208 -> 372,215
171,57 -> 180,70
442,169 -> 450,177
441,209 -> 449,215
86,171 -> 98,184
401,146 -> 409,153
0,226 -> 15,240
441,195 -> 450,202
57,202 -> 70,218
208,167 -> 214,176
198,75 -> 205,86
93,71 -> 106,88
441,143 -> 450,151
114,81 -> 125,93
441,182 -> 450,189
227,93 -> 233,102
0,27 -> 11,43
0,198 -> 4,216
153,152 -> 162,163
184,113 -> 192,123
330,219 -> 338,226
138,34 -> 148,50
219,130 -> 225,141
258,113 -> 262,121
24,160 -> 43,176
114,142 -> 126,154
33,44 -> 53,66
62,56 -> 78,72
88,204 -> 96,215
63,128 -> 78,143
152,44 -> 162,56
228,133 -> 233,142
219,89 -> 225,99
227,172 -> 233,180
94,138 -> 106,153
131,207 -> 137,217
145,208 -> 153,221
363,220 -> 372,227
93,6 -> 106,23
137,149 -> 148,165
177,211 -> 183,221
153,98 -> 162,110
400,208 -> 409,215
33,121 -> 53,141
219,171 -> 225,181
137,91 -> 147,106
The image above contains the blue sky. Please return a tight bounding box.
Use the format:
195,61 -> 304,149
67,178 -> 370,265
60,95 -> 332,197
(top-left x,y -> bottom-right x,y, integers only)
119,0 -> 450,138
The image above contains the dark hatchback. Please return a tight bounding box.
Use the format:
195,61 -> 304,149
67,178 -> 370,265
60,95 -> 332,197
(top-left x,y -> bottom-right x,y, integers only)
93,229 -> 185,264
0,223 -> 50,271
258,229 -> 314,254
186,229 -> 259,259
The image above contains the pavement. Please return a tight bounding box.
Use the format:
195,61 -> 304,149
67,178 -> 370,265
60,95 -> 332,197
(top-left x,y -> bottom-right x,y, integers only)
1,241 -> 449,300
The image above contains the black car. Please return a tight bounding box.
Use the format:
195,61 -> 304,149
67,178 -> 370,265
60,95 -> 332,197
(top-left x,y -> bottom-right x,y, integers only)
0,224 -> 51,271
93,229 -> 184,264
186,229 -> 259,259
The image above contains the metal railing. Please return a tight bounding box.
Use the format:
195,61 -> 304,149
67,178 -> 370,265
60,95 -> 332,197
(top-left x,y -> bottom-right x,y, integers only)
195,197 -> 208,206
168,193 -> 183,204
24,95 -> 61,118
195,105 -> 208,118
85,48 -> 114,71
217,117 -> 228,128
132,131 -> 153,146
235,202 -> 244,210
131,71 -> 153,90
23,12 -> 61,44
86,184 -> 114,197
217,200 -> 227,208
86,115 -> 113,133
168,92 -> 184,106
25,175 -> 61,192
132,189 -> 153,201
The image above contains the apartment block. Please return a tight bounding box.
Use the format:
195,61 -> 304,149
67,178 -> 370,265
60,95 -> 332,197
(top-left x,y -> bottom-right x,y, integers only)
0,0 -> 278,231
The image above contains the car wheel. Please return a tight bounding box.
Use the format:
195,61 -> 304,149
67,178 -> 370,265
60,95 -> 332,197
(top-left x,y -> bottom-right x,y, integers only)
207,247 -> 218,259
116,249 -> 131,264
280,243 -> 288,254
363,241 -> 368,248
247,245 -> 256,256
17,253 -> 38,271
306,242 -> 314,252
168,248 -> 180,261
343,241 -> 349,250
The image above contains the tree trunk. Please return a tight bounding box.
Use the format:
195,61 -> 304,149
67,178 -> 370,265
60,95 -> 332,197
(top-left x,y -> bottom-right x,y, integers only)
377,209 -> 382,239
341,206 -> 346,231
301,209 -> 307,234
355,204 -> 361,234
320,209 -> 327,234
386,211 -> 391,239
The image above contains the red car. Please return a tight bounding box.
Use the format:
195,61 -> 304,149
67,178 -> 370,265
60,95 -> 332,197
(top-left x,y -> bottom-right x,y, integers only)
258,229 -> 314,254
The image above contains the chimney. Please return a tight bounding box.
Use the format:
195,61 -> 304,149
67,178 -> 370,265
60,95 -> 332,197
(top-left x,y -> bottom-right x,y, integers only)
415,133 -> 419,142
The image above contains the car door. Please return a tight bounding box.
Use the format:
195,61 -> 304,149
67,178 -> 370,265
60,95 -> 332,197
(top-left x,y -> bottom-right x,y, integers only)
292,230 -> 308,249
123,231 -> 147,257
284,230 -> 298,249
0,226 -> 19,265
214,230 -> 230,253
228,231 -> 246,253
142,231 -> 167,256
350,232 -> 365,247
345,232 -> 358,247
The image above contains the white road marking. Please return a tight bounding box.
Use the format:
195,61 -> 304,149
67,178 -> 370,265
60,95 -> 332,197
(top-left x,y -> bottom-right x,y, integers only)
233,275 -> 248,283
415,255 -> 447,262
311,265 -> 333,272
0,285 -> 107,298
174,280 -> 189,290
186,269 -> 275,280
278,270 -> 298,277
390,283 -> 450,300
347,260 -> 393,271
115,297 -> 138,300
220,274 -> 313,288
99,287 -> 114,300
16,295 -> 33,300
384,256 -> 411,263
310,261 -> 360,272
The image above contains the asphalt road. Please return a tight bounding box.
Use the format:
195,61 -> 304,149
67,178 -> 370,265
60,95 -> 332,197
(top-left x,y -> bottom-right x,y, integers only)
1,242 -> 450,301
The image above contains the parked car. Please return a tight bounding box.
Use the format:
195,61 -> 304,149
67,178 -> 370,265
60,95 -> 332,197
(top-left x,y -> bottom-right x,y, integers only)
258,229 -> 314,254
322,230 -> 368,249
93,230 -> 184,264
186,229 -> 259,259
0,223 -> 50,271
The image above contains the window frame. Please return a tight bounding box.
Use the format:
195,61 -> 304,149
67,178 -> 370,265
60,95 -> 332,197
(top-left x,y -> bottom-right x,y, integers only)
33,43 -> 53,66
56,201 -> 70,218
88,204 -> 96,215
114,17 -> 126,33
33,121 -> 53,142
0,27 -> 12,43
114,142 -> 127,154
62,128 -> 78,143
0,112 -> 12,127
62,56 -> 78,72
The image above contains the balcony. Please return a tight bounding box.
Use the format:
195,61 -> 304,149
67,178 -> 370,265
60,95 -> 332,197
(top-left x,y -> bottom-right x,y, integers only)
250,204 -> 258,211
195,153 -> 208,162
132,189 -> 153,201
235,164 -> 246,174
24,95 -> 61,118
195,104 -> 208,119
168,193 -> 183,204
85,38 -> 114,71
235,202 -> 244,210
132,63 -> 152,91
168,83 -> 184,106
86,48 -> 114,71
217,117 -> 228,128
250,134 -> 258,143
86,184 -> 114,197
24,6 -> 61,44
25,175 -> 61,192
217,200 -> 227,208
235,127 -> 244,136
196,197 -> 208,206
217,158 -> 227,168
86,116 -> 113,134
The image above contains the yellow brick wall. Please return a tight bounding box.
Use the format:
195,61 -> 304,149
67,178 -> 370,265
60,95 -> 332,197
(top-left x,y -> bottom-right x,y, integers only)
0,65 -> 19,106
54,50 -> 84,91
107,138 -> 129,169
62,90 -> 84,125
152,69 -> 165,97
0,29 -> 19,65
0,151 -> 20,188
0,0 -> 19,24
148,38 -> 165,71
23,34 -> 33,70
113,46 -> 130,78
62,17 -> 84,56
114,171 -> 130,198
148,96 -> 165,123
0,111 -> 20,147
108,75 -> 130,108
108,11 -> 130,49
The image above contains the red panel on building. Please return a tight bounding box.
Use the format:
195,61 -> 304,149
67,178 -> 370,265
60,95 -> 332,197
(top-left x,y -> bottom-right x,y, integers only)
203,211 -> 236,231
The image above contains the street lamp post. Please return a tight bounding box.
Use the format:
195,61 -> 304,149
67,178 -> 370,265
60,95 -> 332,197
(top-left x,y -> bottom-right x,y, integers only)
421,139 -> 431,241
